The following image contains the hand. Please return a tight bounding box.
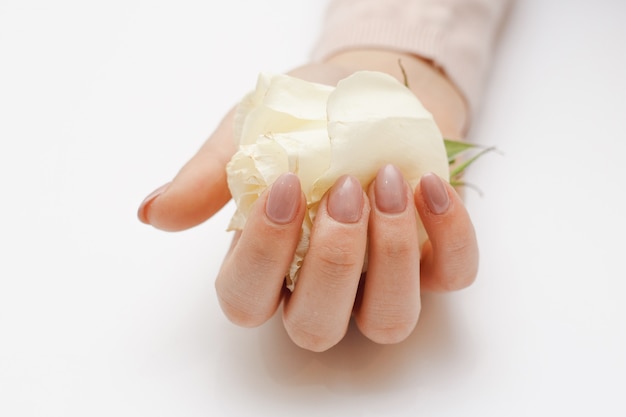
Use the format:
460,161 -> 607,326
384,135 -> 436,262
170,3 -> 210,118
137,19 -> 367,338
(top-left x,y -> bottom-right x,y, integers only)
137,50 -> 478,351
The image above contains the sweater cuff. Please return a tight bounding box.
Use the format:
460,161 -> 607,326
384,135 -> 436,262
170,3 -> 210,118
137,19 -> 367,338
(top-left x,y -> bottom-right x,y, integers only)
311,0 -> 512,114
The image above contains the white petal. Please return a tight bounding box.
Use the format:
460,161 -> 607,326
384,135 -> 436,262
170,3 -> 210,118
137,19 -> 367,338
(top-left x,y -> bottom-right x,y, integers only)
226,136 -> 289,230
312,117 -> 448,202
235,73 -> 332,146
226,70 -> 450,290
261,73 -> 333,119
272,128 -> 331,201
311,71 -> 449,202
326,71 -> 433,122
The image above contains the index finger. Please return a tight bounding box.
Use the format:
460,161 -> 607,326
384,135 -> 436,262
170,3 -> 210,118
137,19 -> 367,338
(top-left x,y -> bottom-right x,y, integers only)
139,109 -> 236,231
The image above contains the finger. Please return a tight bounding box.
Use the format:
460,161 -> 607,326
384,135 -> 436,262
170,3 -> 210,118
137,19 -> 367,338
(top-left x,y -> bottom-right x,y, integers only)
354,165 -> 421,344
137,109 -> 237,231
215,173 -> 305,327
415,173 -> 479,292
282,175 -> 369,352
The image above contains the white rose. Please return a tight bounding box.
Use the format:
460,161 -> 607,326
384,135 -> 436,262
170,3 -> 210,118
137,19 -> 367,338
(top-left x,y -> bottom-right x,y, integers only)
226,70 -> 449,290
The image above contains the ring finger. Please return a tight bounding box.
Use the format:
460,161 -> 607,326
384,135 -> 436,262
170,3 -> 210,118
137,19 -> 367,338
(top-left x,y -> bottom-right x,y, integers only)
353,165 -> 421,344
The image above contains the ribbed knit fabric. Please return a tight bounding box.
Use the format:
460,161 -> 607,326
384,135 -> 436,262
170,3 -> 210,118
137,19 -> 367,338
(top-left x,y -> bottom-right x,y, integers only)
312,0 -> 513,113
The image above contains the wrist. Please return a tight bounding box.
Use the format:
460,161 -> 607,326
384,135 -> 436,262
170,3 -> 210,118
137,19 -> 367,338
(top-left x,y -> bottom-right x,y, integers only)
323,49 -> 468,138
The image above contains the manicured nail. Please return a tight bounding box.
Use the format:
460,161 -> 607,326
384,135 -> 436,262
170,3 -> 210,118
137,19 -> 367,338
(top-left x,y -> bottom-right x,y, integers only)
266,173 -> 301,224
375,164 -> 407,214
137,182 -> 170,224
328,175 -> 363,223
420,173 -> 449,215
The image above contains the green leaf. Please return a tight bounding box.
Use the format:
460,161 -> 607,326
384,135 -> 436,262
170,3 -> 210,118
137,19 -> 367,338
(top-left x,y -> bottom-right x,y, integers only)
444,139 -> 485,163
449,146 -> 497,179
443,138 -> 499,192
449,180 -> 484,197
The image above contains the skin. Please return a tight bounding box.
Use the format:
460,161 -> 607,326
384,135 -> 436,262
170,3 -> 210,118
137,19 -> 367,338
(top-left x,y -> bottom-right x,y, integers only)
137,49 -> 478,352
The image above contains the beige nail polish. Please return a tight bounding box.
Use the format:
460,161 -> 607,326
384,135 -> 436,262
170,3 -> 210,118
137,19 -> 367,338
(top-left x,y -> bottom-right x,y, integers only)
137,182 -> 170,224
375,164 -> 407,214
327,175 -> 363,223
265,173 -> 301,224
420,173 -> 449,215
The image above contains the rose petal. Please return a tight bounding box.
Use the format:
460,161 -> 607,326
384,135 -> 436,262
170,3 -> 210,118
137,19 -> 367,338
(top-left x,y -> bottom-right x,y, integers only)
226,136 -> 289,230
326,71 -> 433,121
227,71 -> 449,289
311,71 -> 449,203
235,73 -> 332,146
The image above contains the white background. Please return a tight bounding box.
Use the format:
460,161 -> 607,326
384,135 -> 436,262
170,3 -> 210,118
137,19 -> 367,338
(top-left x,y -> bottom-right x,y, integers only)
1,0 -> 625,416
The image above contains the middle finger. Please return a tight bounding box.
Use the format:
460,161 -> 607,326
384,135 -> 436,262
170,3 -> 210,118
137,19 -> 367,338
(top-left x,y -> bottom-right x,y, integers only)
283,175 -> 369,352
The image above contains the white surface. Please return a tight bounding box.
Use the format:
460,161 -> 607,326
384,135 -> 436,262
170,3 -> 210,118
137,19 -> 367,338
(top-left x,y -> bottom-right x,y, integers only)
1,0 -> 625,416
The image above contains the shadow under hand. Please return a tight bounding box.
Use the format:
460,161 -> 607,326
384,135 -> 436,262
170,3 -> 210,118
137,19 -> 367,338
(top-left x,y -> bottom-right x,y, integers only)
213,292 -> 475,416
259,292 -> 471,395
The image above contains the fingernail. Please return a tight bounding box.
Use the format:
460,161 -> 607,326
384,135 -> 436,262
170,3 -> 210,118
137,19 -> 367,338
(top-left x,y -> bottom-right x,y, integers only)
328,175 -> 363,223
137,182 -> 170,224
266,173 -> 301,224
420,173 -> 449,215
375,164 -> 407,214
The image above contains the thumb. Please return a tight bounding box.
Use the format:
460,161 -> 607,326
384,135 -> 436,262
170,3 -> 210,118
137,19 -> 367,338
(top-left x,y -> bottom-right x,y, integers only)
137,109 -> 236,231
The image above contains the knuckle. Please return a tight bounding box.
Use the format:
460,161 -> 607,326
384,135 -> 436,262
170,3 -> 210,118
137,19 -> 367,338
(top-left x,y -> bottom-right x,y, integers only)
378,237 -> 415,261
435,265 -> 477,291
315,244 -> 362,279
246,246 -> 280,273
215,281 -> 273,328
358,308 -> 419,345
283,314 -> 344,352
429,228 -> 479,291
441,243 -> 479,291
447,234 -> 473,258
365,325 -> 413,345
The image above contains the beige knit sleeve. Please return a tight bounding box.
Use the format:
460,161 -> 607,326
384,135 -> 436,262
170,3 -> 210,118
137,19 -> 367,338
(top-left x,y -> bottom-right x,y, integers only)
312,0 -> 513,112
